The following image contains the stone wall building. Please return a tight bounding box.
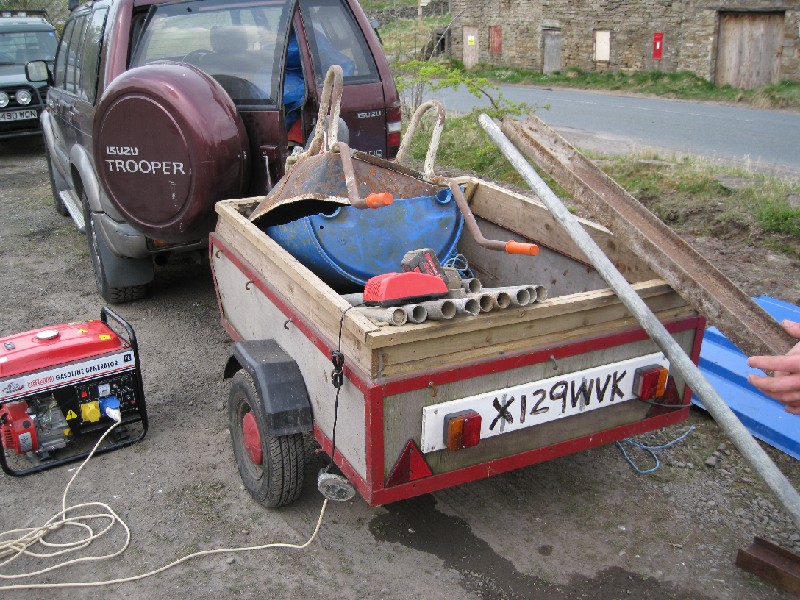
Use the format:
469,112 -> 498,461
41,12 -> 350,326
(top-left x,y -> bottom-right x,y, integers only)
448,0 -> 800,88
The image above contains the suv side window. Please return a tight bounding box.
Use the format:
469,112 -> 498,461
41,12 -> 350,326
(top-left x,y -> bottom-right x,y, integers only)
79,8 -> 109,102
66,15 -> 88,93
53,18 -> 76,88
65,15 -> 89,94
299,0 -> 378,86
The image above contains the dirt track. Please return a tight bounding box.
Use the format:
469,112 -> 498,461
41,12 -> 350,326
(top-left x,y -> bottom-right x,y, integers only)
1,137 -> 799,600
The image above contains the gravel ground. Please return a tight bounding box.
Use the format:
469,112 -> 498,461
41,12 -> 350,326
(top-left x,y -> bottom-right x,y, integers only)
1,136 -> 799,600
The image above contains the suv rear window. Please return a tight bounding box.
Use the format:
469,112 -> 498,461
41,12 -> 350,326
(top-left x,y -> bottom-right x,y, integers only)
299,0 -> 379,86
130,0 -> 293,106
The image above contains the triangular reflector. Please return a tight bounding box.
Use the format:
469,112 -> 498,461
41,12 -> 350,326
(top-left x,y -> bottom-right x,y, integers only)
386,439 -> 433,487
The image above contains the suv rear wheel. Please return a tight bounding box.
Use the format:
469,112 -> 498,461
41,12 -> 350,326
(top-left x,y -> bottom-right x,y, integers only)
82,190 -> 147,304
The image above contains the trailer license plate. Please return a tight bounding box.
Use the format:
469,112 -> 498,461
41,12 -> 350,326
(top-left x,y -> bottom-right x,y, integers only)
0,110 -> 37,122
420,352 -> 669,453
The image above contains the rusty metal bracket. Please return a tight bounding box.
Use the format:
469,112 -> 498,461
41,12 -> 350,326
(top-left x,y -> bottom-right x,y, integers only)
500,114 -> 794,358
736,536 -> 800,596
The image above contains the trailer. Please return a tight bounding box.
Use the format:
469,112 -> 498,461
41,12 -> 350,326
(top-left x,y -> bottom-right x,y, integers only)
210,168 -> 704,507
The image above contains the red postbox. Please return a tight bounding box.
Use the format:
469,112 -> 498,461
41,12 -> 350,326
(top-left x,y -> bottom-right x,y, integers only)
653,32 -> 664,60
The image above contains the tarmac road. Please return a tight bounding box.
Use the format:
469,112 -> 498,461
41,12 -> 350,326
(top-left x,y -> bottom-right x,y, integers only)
427,84 -> 800,176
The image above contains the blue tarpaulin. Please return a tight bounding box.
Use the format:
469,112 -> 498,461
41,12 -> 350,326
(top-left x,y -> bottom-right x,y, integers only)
693,296 -> 800,459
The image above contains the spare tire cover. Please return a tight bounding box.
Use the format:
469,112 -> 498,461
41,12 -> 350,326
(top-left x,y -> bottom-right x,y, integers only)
94,62 -> 249,243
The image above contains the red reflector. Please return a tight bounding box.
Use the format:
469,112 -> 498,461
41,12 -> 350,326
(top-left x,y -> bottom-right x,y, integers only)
462,413 -> 481,448
386,105 -> 401,160
386,439 -> 433,487
387,131 -> 401,159
634,365 -> 669,400
444,410 -> 482,451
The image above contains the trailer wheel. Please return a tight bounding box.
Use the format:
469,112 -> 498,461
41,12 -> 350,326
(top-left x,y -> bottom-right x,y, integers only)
228,370 -> 305,508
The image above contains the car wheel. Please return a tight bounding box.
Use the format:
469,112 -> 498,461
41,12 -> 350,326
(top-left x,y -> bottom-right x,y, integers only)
82,190 -> 147,304
228,370 -> 305,508
47,148 -> 68,217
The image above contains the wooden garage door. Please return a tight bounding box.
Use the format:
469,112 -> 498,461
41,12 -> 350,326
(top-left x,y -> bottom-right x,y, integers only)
542,28 -> 562,74
715,12 -> 784,89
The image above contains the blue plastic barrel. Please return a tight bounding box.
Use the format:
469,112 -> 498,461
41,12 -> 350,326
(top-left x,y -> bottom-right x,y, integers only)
265,188 -> 464,291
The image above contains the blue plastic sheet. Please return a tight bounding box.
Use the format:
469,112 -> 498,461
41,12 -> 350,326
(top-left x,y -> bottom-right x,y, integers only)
693,296 -> 800,459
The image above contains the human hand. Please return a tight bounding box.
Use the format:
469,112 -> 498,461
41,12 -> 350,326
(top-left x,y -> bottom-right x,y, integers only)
747,320 -> 800,413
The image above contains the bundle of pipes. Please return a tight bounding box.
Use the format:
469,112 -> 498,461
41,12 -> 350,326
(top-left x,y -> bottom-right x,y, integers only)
343,279 -> 548,326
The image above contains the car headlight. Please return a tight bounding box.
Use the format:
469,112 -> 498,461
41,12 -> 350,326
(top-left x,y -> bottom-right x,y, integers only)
16,89 -> 32,105
0,92 -> 8,108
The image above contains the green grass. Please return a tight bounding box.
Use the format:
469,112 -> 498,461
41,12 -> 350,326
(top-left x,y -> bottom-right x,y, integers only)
403,112 -> 800,257
597,153 -> 800,245
452,63 -> 800,111
359,0 -> 419,11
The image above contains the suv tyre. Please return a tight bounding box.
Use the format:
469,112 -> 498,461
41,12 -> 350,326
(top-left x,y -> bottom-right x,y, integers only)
46,147 -> 69,217
82,189 -> 147,304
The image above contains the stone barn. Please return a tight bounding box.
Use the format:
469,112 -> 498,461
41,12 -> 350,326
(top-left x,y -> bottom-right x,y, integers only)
448,0 -> 800,88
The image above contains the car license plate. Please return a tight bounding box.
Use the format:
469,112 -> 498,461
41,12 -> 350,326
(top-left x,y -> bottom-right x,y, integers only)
0,109 -> 38,122
420,352 -> 669,453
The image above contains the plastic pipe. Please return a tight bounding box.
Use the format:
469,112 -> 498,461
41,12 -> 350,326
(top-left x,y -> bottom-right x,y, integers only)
485,290 -> 511,310
461,278 -> 482,293
479,113 -> 800,531
419,299 -> 456,321
452,297 -> 480,316
496,285 -> 532,307
403,304 -> 428,324
342,293 -> 363,306
353,306 -> 407,326
524,286 -> 539,303
467,293 -> 496,313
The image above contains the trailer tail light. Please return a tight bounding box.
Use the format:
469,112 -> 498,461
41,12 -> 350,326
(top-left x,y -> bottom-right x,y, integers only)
633,365 -> 669,400
386,106 -> 401,160
444,410 -> 482,451
386,439 -> 433,487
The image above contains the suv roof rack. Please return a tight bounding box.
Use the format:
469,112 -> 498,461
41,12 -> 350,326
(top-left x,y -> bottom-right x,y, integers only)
0,10 -> 49,19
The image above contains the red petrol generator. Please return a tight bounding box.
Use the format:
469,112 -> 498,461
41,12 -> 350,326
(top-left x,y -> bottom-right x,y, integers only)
0,307 -> 148,476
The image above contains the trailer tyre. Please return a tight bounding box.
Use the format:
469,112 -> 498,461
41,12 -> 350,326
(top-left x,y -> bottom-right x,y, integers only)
228,370 -> 305,508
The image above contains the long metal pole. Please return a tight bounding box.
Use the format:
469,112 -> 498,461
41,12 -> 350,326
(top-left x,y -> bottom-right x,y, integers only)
479,113 -> 800,530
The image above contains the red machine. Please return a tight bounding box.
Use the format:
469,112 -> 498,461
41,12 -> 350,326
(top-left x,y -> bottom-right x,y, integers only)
0,307 -> 147,476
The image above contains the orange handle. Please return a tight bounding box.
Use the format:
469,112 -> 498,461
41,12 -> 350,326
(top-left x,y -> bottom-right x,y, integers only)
365,192 -> 394,209
505,240 -> 540,256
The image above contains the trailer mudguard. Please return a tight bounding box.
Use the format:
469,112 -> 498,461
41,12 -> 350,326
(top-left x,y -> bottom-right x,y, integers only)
224,340 -> 313,437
